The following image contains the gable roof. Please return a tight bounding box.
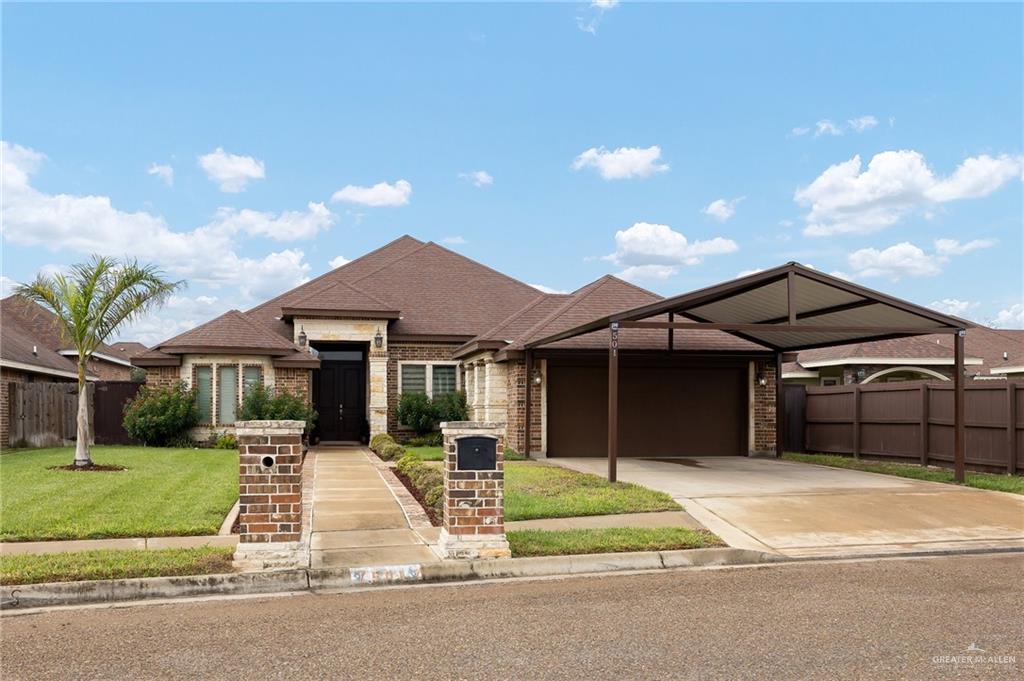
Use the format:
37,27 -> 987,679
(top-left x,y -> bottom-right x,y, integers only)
0,296 -> 107,379
152,309 -> 302,355
109,341 -> 149,360
246,235 -> 542,339
281,280 -> 400,319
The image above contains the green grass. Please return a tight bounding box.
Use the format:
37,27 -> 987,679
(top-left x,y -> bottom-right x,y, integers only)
507,527 -> 722,557
0,547 -> 235,585
783,452 -> 1024,495
504,462 -> 681,521
1,446 -> 239,541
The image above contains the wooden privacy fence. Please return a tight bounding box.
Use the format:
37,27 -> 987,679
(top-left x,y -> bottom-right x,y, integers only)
802,382 -> 1023,474
6,381 -> 141,448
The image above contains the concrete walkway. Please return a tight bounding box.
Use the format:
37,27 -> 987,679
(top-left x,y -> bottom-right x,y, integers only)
308,446 -> 440,568
548,456 -> 1024,558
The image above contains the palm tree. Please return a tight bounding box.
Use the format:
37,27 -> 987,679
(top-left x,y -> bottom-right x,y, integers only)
15,256 -> 183,467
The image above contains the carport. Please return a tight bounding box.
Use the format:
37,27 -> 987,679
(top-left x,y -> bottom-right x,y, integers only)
525,264 -> 970,482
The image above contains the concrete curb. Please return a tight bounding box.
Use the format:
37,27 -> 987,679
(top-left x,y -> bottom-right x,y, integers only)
2,547 -> 776,610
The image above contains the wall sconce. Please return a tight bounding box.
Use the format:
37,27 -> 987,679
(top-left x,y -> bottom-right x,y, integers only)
756,370 -> 767,387
531,367 -> 543,386
856,368 -> 866,382
297,326 -> 307,348
374,327 -> 384,349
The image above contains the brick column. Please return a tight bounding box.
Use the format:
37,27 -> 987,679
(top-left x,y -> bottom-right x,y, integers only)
233,419 -> 306,569
438,421 -> 511,560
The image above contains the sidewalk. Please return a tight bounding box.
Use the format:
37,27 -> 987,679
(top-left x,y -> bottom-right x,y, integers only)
308,446 -> 440,568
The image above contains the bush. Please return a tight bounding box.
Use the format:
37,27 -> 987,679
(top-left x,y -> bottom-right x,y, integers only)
212,432 -> 237,450
395,452 -> 422,476
393,453 -> 444,518
396,392 -> 436,434
379,443 -> 406,461
370,433 -> 395,454
122,382 -> 200,446
404,431 -> 442,447
238,385 -> 317,431
433,391 -> 468,424
411,466 -> 442,491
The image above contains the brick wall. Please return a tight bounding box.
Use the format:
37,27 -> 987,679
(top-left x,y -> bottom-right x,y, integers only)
753,359 -> 777,452
275,367 -> 312,404
237,421 -> 304,544
0,369 -> 31,448
86,357 -> 133,381
144,365 -> 180,390
504,359 -> 541,455
386,342 -> 461,434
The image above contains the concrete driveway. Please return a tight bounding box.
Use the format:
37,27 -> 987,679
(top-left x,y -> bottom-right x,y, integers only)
548,456 -> 1024,558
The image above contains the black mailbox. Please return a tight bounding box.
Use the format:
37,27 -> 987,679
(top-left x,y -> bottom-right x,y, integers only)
456,436 -> 497,470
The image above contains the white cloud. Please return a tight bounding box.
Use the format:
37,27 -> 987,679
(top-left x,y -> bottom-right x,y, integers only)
815,120 -> 844,137
702,197 -> 744,222
441,236 -> 467,245
571,145 -> 669,180
577,0 -> 619,34
115,294 -> 228,346
329,255 -> 350,269
604,222 -> 738,279
928,299 -> 977,317
0,275 -> 17,297
847,115 -> 879,133
847,242 -> 943,280
331,179 -> 412,207
796,150 -> 1023,236
147,163 -> 174,186
791,127 -> 811,137
197,147 -> 265,193
207,202 -> 334,241
458,170 -> 493,187
529,283 -> 568,294
993,304 -> 1024,328
933,238 -> 998,256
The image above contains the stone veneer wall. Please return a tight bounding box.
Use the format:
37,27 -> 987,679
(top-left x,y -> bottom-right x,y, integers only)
753,359 -> 777,452
386,342 -> 462,435
505,359 -> 542,456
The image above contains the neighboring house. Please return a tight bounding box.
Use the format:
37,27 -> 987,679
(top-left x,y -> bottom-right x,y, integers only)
134,235 -> 781,455
0,295 -> 145,447
783,326 -> 1024,385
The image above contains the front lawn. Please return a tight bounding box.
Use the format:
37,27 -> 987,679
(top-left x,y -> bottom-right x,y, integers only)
1,446 -> 238,541
505,462 -> 680,521
0,547 -> 235,585
507,527 -> 722,557
783,452 -> 1024,495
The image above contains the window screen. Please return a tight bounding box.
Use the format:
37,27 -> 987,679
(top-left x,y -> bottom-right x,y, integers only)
242,366 -> 262,398
218,365 -> 238,424
432,365 -> 457,396
196,367 -> 213,423
401,364 -> 427,394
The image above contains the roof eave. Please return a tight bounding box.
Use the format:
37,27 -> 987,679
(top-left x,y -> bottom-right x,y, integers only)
282,307 -> 401,320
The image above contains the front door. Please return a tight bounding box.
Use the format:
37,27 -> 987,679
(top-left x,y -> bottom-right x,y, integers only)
315,359 -> 366,442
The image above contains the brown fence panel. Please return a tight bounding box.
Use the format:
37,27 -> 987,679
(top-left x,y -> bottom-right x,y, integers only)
782,384 -> 806,453
800,382 -> 1020,473
7,382 -> 93,448
93,381 -> 141,445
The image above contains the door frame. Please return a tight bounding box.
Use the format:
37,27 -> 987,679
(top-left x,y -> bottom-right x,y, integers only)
310,342 -> 369,444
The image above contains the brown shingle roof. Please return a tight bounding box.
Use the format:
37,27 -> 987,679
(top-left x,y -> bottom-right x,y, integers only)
109,341 -> 149,360
282,280 -> 399,317
154,310 -> 301,354
1,296 -> 120,358
1,309 -> 94,377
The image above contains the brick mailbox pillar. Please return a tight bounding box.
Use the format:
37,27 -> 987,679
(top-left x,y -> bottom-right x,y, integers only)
233,419 -> 306,569
438,421 -> 511,560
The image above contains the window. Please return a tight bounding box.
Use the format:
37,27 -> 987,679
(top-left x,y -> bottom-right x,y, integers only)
196,366 -> 213,423
218,365 -> 238,425
821,377 -> 839,387
400,362 -> 459,398
242,366 -> 262,399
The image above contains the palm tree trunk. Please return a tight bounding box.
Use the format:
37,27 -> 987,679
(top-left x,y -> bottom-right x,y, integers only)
75,360 -> 91,467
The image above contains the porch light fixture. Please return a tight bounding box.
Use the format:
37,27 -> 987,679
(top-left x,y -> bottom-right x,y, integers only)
856,368 -> 866,382
531,367 -> 542,386
374,327 -> 384,349
756,370 -> 767,387
298,326 -> 307,348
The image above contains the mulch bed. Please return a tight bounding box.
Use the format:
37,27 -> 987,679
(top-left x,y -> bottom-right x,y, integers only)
391,468 -> 441,526
48,464 -> 127,472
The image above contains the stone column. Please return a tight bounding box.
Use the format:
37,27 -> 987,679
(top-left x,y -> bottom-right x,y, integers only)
368,353 -> 388,436
438,421 -> 511,560
233,419 -> 306,569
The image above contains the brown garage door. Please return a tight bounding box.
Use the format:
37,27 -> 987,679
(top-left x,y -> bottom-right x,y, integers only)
547,360 -> 747,457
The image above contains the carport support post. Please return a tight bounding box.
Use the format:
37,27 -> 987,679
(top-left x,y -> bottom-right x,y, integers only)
954,329 -> 966,483
774,351 -> 784,458
608,322 -> 619,482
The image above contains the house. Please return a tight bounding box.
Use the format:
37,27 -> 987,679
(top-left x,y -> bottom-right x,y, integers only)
132,236 -> 969,459
783,326 -> 1024,385
0,295 -> 146,447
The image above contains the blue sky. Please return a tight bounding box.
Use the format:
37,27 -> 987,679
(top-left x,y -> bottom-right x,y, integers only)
2,1 -> 1022,344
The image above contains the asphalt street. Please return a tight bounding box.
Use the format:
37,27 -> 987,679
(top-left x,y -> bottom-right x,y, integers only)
2,553 -> 1022,680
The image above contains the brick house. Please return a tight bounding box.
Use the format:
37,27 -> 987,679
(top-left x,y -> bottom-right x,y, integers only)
133,236 -> 781,455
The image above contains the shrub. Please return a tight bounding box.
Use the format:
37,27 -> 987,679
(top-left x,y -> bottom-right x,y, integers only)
212,432 -> 237,450
396,452 -> 422,476
432,391 -> 468,424
122,382 -> 200,446
370,433 -> 395,454
411,466 -> 442,491
396,392 -> 436,434
380,443 -> 406,461
404,431 -> 443,447
238,385 -> 317,431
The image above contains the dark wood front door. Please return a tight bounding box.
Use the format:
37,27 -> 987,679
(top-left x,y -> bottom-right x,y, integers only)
315,360 -> 366,442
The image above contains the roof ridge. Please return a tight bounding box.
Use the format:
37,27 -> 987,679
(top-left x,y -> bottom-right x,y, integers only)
415,241 -> 540,294
512,277 -> 625,347
473,293 -> 566,342
349,241 -> 432,285
154,309 -> 243,348
598,274 -> 664,300
234,310 -> 302,349
289,277 -> 393,309
247,235 -> 423,315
